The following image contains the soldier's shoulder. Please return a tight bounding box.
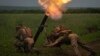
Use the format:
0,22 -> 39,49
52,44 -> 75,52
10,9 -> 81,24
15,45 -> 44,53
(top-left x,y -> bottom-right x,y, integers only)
68,33 -> 79,38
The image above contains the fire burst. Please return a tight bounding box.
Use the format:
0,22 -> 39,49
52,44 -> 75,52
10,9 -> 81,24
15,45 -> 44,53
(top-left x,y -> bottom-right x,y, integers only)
38,0 -> 71,20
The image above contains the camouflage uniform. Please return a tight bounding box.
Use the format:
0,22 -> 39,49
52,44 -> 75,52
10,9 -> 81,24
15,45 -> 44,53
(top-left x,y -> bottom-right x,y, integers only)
15,24 -> 33,52
44,25 -> 96,56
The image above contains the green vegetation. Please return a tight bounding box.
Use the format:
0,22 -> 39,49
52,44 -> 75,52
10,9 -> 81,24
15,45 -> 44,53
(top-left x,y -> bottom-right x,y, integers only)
0,8 -> 100,13
0,14 -> 100,56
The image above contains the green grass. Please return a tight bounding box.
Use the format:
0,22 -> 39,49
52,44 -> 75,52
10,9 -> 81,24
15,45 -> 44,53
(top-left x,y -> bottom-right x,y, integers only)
0,13 -> 100,56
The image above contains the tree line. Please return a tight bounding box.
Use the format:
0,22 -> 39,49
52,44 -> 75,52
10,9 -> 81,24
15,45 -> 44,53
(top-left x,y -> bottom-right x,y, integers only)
0,8 -> 100,13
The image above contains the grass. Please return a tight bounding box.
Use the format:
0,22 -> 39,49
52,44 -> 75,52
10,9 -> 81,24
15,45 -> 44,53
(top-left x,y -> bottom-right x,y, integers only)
0,13 -> 100,56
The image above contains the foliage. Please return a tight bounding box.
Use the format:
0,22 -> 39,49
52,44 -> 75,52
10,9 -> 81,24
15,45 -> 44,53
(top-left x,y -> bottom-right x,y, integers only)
0,8 -> 100,13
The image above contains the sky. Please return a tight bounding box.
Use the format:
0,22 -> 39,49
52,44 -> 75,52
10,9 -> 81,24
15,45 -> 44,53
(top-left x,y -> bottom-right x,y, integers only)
0,0 -> 100,8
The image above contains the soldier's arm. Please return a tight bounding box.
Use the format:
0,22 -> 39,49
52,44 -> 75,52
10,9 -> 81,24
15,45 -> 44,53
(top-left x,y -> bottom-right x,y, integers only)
70,36 -> 82,56
61,30 -> 72,34
44,36 -> 64,47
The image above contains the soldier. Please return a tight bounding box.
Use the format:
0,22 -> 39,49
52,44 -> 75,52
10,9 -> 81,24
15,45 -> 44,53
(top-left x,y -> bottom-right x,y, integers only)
44,25 -> 63,45
44,25 -> 96,56
15,24 -> 34,53
44,25 -> 71,46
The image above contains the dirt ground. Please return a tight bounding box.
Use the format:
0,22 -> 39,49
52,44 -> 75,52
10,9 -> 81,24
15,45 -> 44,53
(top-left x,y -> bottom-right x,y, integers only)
35,39 -> 100,56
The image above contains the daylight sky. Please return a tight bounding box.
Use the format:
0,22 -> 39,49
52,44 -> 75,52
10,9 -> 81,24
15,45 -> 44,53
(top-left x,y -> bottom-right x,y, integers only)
0,0 -> 100,7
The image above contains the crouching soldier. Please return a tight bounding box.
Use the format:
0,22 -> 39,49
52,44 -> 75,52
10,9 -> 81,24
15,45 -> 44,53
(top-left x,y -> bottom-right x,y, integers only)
15,24 -> 34,53
44,25 -> 96,56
